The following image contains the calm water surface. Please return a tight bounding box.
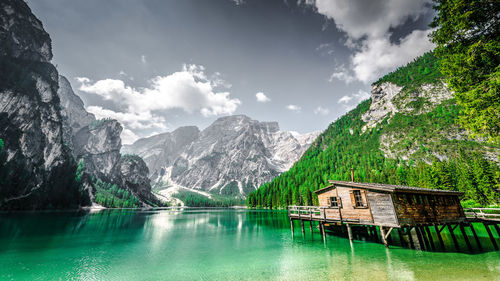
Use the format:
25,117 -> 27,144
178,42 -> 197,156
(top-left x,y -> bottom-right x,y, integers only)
0,209 -> 499,280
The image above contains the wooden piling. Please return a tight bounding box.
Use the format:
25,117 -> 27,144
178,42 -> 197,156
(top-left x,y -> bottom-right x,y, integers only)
372,226 -> 379,242
459,223 -> 473,252
346,224 -> 353,241
407,227 -> 415,249
310,220 -> 314,234
415,226 -> 426,250
447,224 -> 460,251
380,226 -> 388,248
397,228 -> 408,247
483,223 -> 498,250
434,225 -> 445,250
290,219 -> 294,233
424,226 -> 435,251
493,224 -> 500,237
301,220 -> 305,234
419,226 -> 430,250
469,223 -> 482,251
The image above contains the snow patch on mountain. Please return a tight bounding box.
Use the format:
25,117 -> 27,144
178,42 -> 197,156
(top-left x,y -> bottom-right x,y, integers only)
122,115 -> 319,197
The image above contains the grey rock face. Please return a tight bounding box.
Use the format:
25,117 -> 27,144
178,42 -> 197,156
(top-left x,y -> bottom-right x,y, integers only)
74,119 -> 123,182
122,126 -> 200,179
57,75 -> 95,151
57,78 -> 157,206
120,155 -> 156,204
123,115 -> 319,196
361,82 -> 454,132
0,0 -> 87,209
0,0 -> 52,62
361,82 -> 402,132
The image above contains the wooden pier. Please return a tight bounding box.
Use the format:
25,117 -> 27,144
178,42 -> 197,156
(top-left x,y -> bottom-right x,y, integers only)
288,181 -> 500,251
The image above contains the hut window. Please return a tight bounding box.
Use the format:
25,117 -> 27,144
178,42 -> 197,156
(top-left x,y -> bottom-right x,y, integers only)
353,190 -> 364,207
329,197 -> 339,208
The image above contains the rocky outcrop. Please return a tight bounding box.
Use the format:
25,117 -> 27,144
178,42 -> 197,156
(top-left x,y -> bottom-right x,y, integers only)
123,115 -> 319,196
123,126 -> 200,180
120,155 -> 156,204
361,82 -> 402,132
362,82 -> 453,132
57,75 -> 95,151
0,0 -> 52,62
74,119 -> 123,182
0,0 -> 88,209
57,78 -> 158,207
362,81 -> 497,163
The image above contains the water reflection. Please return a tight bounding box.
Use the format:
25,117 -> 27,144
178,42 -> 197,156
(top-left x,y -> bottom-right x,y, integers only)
0,209 -> 498,280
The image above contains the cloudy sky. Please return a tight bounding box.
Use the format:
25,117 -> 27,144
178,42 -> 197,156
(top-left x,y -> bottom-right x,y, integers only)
27,0 -> 435,144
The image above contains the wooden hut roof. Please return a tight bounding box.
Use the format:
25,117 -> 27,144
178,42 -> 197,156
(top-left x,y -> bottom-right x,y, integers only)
313,180 -> 464,196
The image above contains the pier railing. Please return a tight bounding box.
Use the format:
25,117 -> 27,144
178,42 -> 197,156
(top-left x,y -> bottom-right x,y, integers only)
464,208 -> 500,221
288,205 -> 340,221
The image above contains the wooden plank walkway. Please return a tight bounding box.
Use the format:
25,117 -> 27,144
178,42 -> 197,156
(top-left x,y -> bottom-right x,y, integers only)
288,206 -> 500,251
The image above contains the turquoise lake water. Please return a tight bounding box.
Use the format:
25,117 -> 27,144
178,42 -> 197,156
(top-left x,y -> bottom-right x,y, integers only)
0,209 -> 499,280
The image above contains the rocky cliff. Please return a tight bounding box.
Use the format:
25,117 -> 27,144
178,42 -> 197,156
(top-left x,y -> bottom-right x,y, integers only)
123,115 -> 319,197
0,0 -> 88,209
57,76 -> 158,207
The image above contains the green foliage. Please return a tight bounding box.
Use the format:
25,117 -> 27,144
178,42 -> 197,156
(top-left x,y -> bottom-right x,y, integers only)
430,0 -> 500,143
121,154 -> 141,162
247,69 -> 499,208
75,159 -> 85,183
93,178 -> 140,208
375,52 -> 443,90
175,190 -> 244,207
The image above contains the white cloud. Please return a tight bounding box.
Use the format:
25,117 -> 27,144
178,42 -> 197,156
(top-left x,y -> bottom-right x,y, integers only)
255,92 -> 271,103
232,0 -> 245,5
314,0 -> 430,41
338,95 -> 353,104
314,106 -> 330,115
338,90 -> 370,110
329,64 -> 356,84
286,104 -> 301,113
86,106 -> 167,131
310,0 -> 434,84
121,128 -> 140,145
141,55 -> 147,64
352,29 -> 434,83
77,64 -> 240,140
78,66 -> 240,117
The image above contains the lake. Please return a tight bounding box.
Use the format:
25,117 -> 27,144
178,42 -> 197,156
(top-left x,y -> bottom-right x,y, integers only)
0,209 -> 499,280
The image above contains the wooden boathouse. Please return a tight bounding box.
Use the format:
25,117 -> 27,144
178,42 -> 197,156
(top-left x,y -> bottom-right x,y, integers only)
289,180 -> 500,251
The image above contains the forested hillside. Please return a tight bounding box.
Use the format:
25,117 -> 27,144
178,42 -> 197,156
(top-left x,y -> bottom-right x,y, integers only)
247,53 -> 499,209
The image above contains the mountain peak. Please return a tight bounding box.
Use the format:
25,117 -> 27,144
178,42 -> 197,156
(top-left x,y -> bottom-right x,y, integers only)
123,116 -> 318,198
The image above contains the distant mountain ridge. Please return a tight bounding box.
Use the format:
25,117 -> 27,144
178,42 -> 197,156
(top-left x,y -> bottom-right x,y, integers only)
122,115 -> 319,197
